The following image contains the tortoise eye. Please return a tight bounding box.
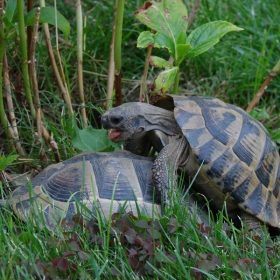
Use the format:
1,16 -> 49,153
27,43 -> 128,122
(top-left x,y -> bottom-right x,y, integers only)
110,116 -> 123,124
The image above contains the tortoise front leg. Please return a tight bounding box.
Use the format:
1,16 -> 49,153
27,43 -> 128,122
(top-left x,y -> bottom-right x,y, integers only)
152,136 -> 189,203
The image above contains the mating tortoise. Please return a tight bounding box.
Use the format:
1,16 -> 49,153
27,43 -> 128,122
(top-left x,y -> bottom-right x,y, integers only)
0,150 -> 207,229
101,95 -> 280,230
0,150 -> 161,229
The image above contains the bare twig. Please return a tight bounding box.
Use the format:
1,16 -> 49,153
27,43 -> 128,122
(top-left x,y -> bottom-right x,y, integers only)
114,0 -> 124,106
39,0 -> 73,115
29,8 -> 48,161
58,37 -> 72,47
53,0 -> 73,115
76,0 -> 87,127
3,53 -> 26,156
0,1 -> 25,155
246,59 -> 280,112
187,0 -> 202,29
140,44 -> 153,99
106,6 -> 116,110
17,0 -> 36,118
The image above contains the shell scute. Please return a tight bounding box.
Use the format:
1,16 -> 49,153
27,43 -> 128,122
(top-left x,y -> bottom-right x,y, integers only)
201,108 -> 237,145
194,138 -> 228,165
244,183 -> 264,215
255,136 -> 279,189
172,95 -> 280,227
175,108 -> 205,130
206,147 -> 239,179
232,118 -> 265,168
45,162 -> 86,202
183,128 -> 213,149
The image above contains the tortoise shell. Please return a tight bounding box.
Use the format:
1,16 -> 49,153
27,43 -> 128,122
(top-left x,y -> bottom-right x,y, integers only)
9,150 -> 161,228
169,95 -> 280,227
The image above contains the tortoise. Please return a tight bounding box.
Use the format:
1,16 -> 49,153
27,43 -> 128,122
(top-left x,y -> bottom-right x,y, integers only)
101,95 -> 280,231
0,150 -> 207,229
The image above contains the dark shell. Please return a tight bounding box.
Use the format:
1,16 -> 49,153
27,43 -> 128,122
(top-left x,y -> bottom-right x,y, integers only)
10,150 -> 161,228
173,95 -> 280,227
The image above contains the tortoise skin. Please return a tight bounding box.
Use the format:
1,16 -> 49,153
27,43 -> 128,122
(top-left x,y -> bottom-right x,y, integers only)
172,96 -> 280,227
9,150 -> 161,228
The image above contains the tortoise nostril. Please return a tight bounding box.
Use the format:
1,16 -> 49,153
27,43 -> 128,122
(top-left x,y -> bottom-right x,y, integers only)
110,116 -> 123,125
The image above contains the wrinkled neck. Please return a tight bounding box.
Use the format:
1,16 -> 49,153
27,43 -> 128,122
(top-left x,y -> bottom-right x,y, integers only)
124,134 -> 152,157
140,104 -> 181,136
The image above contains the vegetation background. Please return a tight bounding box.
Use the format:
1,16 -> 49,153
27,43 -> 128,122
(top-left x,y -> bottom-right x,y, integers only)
0,0 -> 280,279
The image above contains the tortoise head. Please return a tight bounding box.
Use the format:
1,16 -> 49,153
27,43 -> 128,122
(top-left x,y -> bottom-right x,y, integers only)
101,102 -> 148,143
101,102 -> 180,143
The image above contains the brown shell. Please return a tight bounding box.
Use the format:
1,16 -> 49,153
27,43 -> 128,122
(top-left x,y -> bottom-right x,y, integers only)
173,95 -> 280,227
10,150 -> 161,228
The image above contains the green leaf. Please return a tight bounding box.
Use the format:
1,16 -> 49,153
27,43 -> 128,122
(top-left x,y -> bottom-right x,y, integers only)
137,31 -> 175,54
185,21 -> 243,58
65,117 -> 119,152
4,0 -> 17,22
154,32 -> 175,54
269,128 -> 280,144
3,0 -> 17,33
0,154 -> 19,172
154,67 -> 178,93
176,29 -> 187,45
134,1 -> 188,40
248,107 -> 270,120
25,7 -> 70,37
137,31 -> 155,48
176,43 -> 192,64
149,56 -> 173,68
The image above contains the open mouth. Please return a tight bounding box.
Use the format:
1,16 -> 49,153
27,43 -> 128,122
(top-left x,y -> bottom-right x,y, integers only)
108,129 -> 123,141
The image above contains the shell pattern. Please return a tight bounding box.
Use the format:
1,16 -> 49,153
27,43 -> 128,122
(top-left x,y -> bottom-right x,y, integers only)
10,151 -> 161,228
173,96 -> 280,227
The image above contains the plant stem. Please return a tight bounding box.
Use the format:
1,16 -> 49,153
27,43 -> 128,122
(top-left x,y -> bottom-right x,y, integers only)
172,69 -> 180,94
106,5 -> 117,110
187,0 -> 202,30
0,40 -> 8,135
17,0 -> 35,118
29,8 -> 48,161
76,0 -> 87,127
114,0 -> 124,106
114,0 -> 124,73
39,0 -> 73,115
140,45 -> 153,99
246,58 -> 280,112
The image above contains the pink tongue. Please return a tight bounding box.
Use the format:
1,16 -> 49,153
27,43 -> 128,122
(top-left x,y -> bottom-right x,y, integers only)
108,129 -> 122,140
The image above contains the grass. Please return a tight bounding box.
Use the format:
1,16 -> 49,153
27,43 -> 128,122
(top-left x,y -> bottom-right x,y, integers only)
1,0 -> 280,279
1,187 -> 280,279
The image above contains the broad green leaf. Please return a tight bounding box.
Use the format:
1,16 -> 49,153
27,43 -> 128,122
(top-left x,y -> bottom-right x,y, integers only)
3,18 -> 16,34
0,154 -> 19,172
185,21 -> 243,58
137,31 -> 174,54
176,29 -> 187,45
25,7 -> 70,37
149,56 -> 173,68
154,67 -> 178,93
176,43 -> 191,64
137,31 -> 155,48
73,127 -> 120,152
249,107 -> 270,120
4,0 -> 17,22
154,32 -> 175,54
268,128 -> 280,144
134,0 -> 188,43
3,0 -> 17,33
65,117 -> 119,152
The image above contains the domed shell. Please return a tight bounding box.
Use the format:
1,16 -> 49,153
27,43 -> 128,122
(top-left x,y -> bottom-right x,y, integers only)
10,150 -> 161,229
173,95 -> 280,227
